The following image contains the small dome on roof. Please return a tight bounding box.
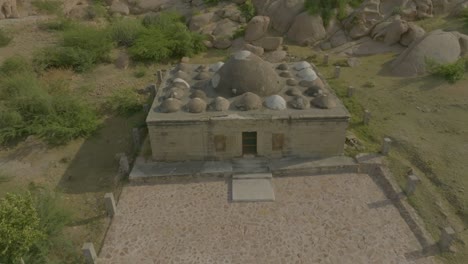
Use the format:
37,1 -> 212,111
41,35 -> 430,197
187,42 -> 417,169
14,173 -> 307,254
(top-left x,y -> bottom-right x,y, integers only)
194,72 -> 210,80
286,78 -> 298,86
210,62 -> 224,72
312,94 -> 337,109
277,63 -> 288,70
187,98 -> 207,113
160,98 -> 182,113
215,51 -> 282,97
289,96 -> 310,110
190,90 -> 207,100
167,87 -> 185,99
192,80 -> 209,90
264,95 -> 287,110
297,68 -> 317,81
175,70 -> 190,81
300,77 -> 324,89
235,92 -> 262,111
294,61 -> 311,71
173,78 -> 190,89
211,96 -> 230,111
305,86 -> 324,97
286,87 -> 302,96
279,71 -> 292,78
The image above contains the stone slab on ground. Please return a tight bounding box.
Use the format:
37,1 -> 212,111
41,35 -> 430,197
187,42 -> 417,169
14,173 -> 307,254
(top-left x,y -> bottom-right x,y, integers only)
231,178 -> 275,202
233,172 -> 272,179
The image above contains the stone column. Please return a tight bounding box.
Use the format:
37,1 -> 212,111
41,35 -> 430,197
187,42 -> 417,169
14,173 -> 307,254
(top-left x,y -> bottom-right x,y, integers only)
363,109 -> 371,125
347,86 -> 355,97
405,174 -> 419,195
82,243 -> 97,264
104,193 -> 117,217
323,54 -> 329,65
381,137 -> 392,155
439,226 -> 456,252
157,70 -> 163,84
119,154 -> 129,175
132,128 -> 141,153
334,66 -> 341,79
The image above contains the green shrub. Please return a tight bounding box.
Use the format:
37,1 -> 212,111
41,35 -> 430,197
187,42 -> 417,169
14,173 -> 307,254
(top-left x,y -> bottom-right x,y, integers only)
34,47 -> 95,73
232,26 -> 246,40
0,55 -> 32,75
133,68 -> 146,78
239,0 -> 255,21
109,18 -> 145,47
31,0 -> 62,15
62,26 -> 112,63
305,0 -> 363,25
0,68 -> 99,145
107,88 -> 142,116
38,18 -> 76,31
85,1 -> 109,20
4,186 -> 81,264
0,29 -> 12,47
427,58 -> 466,83
35,25 -> 113,72
0,192 -> 45,264
142,11 -> 185,28
130,14 -> 205,62
203,0 -> 224,6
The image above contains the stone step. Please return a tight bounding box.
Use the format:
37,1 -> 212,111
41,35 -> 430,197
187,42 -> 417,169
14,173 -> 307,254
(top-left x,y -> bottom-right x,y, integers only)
233,172 -> 272,179
231,178 -> 275,202
233,167 -> 270,174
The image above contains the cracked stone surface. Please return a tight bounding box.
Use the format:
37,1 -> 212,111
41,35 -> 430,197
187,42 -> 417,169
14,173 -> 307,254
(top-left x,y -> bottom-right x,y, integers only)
99,174 -> 438,264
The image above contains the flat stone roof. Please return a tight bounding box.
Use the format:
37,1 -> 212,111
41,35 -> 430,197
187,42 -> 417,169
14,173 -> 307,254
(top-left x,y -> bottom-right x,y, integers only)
147,60 -> 350,124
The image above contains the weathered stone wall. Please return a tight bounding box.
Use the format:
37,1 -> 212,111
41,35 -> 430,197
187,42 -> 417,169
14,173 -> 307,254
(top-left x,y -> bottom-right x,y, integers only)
148,117 -> 348,161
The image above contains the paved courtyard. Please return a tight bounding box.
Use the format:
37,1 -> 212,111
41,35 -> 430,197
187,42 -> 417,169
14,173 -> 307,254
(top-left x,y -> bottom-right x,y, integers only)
99,174 -> 438,264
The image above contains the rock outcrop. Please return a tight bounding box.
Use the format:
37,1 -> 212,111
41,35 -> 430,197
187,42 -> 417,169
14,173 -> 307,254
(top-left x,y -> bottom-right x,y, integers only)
245,16 -> 270,42
0,0 -> 19,19
287,12 -> 326,45
391,30 -> 464,76
254,0 -> 305,34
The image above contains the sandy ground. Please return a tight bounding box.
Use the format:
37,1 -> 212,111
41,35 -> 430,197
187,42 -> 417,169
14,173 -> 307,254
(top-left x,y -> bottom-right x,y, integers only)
99,174 -> 439,264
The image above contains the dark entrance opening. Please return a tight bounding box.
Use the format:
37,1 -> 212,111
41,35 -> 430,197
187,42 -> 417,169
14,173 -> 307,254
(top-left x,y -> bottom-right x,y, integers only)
242,132 -> 257,155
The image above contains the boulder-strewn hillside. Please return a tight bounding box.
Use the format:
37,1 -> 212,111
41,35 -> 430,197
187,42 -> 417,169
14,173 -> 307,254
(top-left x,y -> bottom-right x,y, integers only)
3,0 -> 468,76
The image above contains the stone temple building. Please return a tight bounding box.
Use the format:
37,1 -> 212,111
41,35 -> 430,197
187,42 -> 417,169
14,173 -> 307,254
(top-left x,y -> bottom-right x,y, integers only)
146,51 -> 350,161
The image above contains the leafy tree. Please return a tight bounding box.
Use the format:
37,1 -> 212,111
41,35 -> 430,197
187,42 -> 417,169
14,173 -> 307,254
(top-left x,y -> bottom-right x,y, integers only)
0,193 -> 45,263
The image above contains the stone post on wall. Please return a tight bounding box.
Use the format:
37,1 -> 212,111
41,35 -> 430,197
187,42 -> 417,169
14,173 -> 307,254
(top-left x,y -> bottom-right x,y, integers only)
132,128 -> 141,153
347,86 -> 355,97
381,137 -> 392,155
118,154 -> 129,175
405,174 -> 420,195
104,193 -> 117,217
363,110 -> 371,125
439,226 -> 456,252
334,66 -> 341,79
82,243 -> 97,264
156,70 -> 163,85
323,54 -> 329,65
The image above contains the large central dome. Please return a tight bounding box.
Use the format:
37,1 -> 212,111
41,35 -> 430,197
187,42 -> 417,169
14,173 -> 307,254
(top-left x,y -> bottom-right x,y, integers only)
211,50 -> 282,97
